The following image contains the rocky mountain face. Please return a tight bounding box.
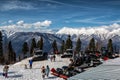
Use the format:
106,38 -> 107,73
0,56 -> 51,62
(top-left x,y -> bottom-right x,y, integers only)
3,32 -> 62,56
2,24 -> 120,56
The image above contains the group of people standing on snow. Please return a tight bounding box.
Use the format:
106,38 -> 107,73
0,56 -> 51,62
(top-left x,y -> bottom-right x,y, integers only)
28,59 -> 50,79
1,53 -> 54,79
41,65 -> 50,79
24,59 -> 33,69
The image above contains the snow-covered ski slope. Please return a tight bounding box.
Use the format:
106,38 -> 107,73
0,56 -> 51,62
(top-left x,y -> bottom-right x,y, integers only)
69,57 -> 120,80
0,56 -> 70,80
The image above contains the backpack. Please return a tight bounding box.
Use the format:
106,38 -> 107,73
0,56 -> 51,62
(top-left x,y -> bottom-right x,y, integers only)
3,73 -> 5,76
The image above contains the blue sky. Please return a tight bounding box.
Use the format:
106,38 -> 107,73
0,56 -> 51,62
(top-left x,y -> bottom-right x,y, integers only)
0,0 -> 120,31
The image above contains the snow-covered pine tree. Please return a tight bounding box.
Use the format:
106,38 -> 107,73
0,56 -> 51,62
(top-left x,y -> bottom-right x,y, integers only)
60,40 -> 65,54
107,39 -> 113,57
89,37 -> 95,54
0,31 -> 4,64
30,38 -> 37,56
65,35 -> 73,50
8,41 -> 16,64
22,42 -> 29,58
75,37 -> 81,53
52,40 -> 58,54
37,37 -> 43,50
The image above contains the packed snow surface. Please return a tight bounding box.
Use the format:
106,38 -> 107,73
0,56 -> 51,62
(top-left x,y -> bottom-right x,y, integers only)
1,55 -> 120,80
68,57 -> 120,80
0,56 -> 70,80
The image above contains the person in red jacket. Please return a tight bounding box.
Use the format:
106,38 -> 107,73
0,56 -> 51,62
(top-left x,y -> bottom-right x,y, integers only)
103,56 -> 109,61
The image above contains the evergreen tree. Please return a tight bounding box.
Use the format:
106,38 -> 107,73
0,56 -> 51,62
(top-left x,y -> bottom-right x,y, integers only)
60,40 -> 65,54
89,38 -> 95,53
13,51 -> 16,62
0,31 -> 4,64
52,40 -> 58,54
95,41 -> 99,51
18,55 -> 21,61
22,42 -> 29,58
30,38 -> 36,56
65,35 -> 73,50
107,39 -> 113,54
37,37 -> 43,50
8,41 -> 16,64
75,37 -> 81,53
114,45 -> 118,53
0,31 -> 3,56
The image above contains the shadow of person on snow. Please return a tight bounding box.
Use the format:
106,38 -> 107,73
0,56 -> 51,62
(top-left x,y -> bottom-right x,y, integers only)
54,60 -> 63,62
0,71 -> 23,78
8,74 -> 23,78
8,71 -> 16,74
0,71 -> 16,76
47,76 -> 57,79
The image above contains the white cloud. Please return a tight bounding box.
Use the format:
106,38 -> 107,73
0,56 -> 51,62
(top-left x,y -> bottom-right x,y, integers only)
74,16 -> 107,24
17,20 -> 24,26
0,20 -> 52,32
8,20 -> 13,23
33,20 -> 52,28
1,25 -> 17,30
39,20 -> 52,26
111,20 -> 120,24
0,0 -> 36,11
1,20 -> 13,25
33,22 -> 41,28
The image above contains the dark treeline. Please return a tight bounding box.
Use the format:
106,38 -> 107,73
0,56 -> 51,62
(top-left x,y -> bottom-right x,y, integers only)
0,31 -> 118,64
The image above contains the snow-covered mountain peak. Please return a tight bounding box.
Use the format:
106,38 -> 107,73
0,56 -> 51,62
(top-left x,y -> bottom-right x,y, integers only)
56,27 -> 108,35
0,29 -> 16,38
56,23 -> 120,36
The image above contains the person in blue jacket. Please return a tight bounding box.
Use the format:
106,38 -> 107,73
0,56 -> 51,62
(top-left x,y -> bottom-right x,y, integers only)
29,59 -> 33,69
45,65 -> 50,77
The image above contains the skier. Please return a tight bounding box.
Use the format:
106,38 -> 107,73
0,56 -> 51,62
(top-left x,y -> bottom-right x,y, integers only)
3,65 -> 9,78
45,65 -> 50,78
29,59 -> 33,69
41,66 -> 46,79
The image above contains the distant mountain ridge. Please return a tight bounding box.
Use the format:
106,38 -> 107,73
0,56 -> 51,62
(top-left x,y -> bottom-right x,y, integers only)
56,23 -> 120,36
1,23 -> 120,56
56,23 -> 120,50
